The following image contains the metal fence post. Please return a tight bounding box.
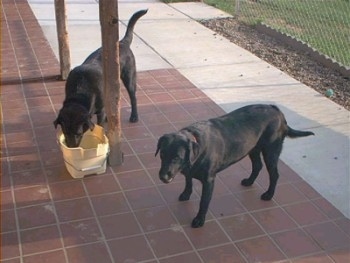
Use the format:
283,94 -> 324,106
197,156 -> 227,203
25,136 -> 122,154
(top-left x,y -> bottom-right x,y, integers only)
235,0 -> 241,16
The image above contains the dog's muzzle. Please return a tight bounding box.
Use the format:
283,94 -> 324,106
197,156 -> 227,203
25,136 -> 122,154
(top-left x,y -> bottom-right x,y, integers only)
65,135 -> 83,148
159,171 -> 174,184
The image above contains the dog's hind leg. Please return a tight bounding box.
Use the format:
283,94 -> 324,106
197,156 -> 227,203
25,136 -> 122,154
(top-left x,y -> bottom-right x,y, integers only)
260,140 -> 283,200
121,70 -> 138,123
241,148 -> 263,187
179,175 -> 193,201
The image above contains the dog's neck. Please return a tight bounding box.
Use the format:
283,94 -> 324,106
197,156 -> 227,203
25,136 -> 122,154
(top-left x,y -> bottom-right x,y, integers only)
180,129 -> 198,144
190,133 -> 197,143
64,94 -> 95,115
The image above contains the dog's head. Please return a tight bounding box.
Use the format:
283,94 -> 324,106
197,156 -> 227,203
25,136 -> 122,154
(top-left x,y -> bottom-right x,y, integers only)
54,104 -> 94,148
155,132 -> 199,183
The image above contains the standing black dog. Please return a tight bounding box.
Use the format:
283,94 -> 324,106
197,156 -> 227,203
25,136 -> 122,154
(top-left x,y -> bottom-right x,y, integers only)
54,9 -> 148,147
155,104 -> 314,228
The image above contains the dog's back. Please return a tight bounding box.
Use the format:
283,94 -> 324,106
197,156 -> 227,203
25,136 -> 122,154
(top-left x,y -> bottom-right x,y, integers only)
182,104 -> 308,172
65,64 -> 102,96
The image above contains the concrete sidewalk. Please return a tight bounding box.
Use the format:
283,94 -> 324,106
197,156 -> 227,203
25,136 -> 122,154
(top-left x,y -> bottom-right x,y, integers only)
28,0 -> 349,218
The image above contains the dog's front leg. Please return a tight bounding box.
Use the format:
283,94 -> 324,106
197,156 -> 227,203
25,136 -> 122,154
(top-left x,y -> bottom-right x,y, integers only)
96,111 -> 106,125
192,177 -> 215,228
179,174 -> 192,201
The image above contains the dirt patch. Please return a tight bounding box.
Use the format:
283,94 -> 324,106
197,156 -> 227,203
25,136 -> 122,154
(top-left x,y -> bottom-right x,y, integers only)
200,17 -> 349,110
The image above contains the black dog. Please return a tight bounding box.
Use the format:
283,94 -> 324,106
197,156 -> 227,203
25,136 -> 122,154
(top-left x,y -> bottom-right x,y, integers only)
54,9 -> 148,147
155,104 -> 314,227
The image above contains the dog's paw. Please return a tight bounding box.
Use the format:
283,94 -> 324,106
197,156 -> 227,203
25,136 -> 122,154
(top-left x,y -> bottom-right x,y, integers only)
129,115 -> 139,123
179,191 -> 191,201
241,178 -> 254,187
191,216 -> 205,228
261,191 -> 273,201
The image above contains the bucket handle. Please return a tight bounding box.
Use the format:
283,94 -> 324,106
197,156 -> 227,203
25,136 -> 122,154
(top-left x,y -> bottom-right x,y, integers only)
63,158 -> 107,172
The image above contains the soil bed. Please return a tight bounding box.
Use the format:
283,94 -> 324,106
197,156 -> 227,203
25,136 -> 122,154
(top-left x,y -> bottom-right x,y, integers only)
200,17 -> 349,110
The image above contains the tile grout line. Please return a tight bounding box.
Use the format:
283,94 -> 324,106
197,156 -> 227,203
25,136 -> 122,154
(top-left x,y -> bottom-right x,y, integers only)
126,69 -> 273,261
1,0 -> 32,261
142,73 -> 347,260
8,0 -> 69,261
146,73 -> 258,262
2,1 -> 349,260
108,167 -> 161,263
116,106 -> 206,261
136,70 -> 285,262
80,175 -> 118,263
248,181 -> 339,261
22,2 -> 59,117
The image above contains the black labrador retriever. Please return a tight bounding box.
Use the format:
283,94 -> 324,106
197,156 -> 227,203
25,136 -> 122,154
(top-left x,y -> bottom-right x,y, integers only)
54,9 -> 147,147
155,104 -> 314,228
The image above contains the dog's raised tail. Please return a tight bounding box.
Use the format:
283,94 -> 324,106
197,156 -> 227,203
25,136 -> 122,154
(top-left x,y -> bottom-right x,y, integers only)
287,126 -> 314,138
121,9 -> 148,46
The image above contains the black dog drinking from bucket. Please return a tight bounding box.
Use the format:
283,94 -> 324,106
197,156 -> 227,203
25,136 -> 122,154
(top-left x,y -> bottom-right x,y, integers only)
155,104 -> 314,228
54,9 -> 148,147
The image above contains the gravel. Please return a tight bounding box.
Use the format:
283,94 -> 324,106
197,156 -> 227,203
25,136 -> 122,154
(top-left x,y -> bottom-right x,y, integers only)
200,17 -> 349,110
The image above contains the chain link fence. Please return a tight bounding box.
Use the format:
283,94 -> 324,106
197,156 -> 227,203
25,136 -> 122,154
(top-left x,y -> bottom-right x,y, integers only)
232,0 -> 350,67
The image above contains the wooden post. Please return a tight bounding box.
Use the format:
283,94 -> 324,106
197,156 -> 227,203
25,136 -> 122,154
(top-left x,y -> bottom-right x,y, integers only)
54,0 -> 71,80
99,0 -> 123,166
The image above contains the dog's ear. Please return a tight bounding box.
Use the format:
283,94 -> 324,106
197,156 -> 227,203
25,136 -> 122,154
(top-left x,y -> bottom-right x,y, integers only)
89,95 -> 96,115
87,118 -> 95,131
53,117 -> 60,129
188,140 -> 199,164
155,135 -> 168,157
155,136 -> 163,157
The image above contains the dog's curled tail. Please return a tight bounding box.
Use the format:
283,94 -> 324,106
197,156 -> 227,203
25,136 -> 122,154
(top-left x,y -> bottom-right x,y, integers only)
287,126 -> 314,138
121,9 -> 148,47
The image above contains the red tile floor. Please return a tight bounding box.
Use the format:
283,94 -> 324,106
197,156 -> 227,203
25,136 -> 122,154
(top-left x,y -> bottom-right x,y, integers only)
1,0 -> 349,262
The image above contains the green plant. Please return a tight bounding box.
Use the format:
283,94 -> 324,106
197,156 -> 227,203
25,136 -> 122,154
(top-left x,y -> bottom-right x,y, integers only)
203,0 -> 350,66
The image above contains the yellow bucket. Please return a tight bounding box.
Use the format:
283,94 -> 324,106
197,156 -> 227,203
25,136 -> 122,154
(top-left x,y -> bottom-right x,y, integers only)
58,125 -> 109,178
